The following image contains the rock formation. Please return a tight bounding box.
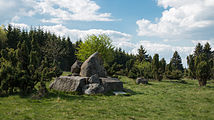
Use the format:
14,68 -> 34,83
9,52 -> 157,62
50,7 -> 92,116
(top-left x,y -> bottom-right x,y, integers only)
70,60 -> 82,76
49,76 -> 87,92
80,52 -> 107,77
50,52 -> 123,94
136,78 -> 148,85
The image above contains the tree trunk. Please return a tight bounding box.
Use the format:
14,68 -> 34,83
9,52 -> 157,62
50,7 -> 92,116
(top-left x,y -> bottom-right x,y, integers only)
199,79 -> 207,86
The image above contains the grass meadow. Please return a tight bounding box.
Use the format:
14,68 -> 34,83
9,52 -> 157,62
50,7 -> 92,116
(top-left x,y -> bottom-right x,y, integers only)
0,73 -> 214,120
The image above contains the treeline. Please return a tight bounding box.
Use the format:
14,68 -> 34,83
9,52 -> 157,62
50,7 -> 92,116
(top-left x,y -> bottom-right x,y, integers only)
0,25 -> 77,95
0,25 -> 214,96
187,43 -> 214,86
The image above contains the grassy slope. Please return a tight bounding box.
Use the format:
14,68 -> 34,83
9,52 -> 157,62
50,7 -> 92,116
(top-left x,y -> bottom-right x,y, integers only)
0,76 -> 214,120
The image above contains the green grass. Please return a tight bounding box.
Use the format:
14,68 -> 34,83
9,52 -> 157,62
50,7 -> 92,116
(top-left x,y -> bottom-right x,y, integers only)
1,76 -> 214,120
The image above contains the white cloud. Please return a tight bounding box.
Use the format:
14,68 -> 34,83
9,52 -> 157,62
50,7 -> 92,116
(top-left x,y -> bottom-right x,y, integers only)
36,0 -> 113,23
10,22 -> 30,29
0,0 -> 114,24
0,0 -> 36,23
137,0 -> 214,40
192,40 -> 214,50
130,40 -> 194,67
10,23 -> 132,50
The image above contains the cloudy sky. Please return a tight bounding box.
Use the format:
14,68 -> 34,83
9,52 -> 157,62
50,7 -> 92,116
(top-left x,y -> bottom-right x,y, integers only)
1,0 -> 214,67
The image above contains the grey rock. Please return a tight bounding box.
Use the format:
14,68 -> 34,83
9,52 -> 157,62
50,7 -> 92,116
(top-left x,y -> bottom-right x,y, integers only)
100,77 -> 123,92
80,52 -> 107,77
49,76 -> 87,92
71,60 -> 82,76
83,83 -> 104,95
88,74 -> 100,84
136,78 -> 148,84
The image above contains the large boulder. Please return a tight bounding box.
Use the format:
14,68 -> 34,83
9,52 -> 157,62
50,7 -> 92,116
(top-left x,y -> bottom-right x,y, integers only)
100,77 -> 123,92
88,74 -> 100,84
71,60 -> 82,76
136,78 -> 148,85
49,76 -> 87,92
80,52 -> 107,77
82,83 -> 104,95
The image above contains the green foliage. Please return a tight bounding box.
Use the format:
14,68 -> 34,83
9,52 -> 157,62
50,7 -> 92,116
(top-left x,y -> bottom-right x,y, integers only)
0,26 -> 7,50
0,48 -> 17,94
6,24 -> 21,49
170,51 -> 184,71
134,61 -> 153,79
166,51 -> 184,80
196,61 -> 210,86
0,25 -> 63,95
107,48 -> 135,76
159,58 -> 166,73
76,34 -> 114,64
137,45 -> 149,62
165,70 -> 183,80
128,65 -> 138,79
187,42 -> 213,86
187,55 -> 195,79
152,54 -> 163,81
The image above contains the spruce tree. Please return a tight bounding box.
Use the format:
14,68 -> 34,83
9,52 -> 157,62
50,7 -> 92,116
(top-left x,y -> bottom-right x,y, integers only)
187,42 -> 213,86
0,48 -> 17,94
187,55 -> 195,79
152,54 -> 162,81
137,45 -> 149,62
16,41 -> 32,93
194,43 -> 203,57
166,51 -> 183,80
170,51 -> 184,71
159,58 -> 166,74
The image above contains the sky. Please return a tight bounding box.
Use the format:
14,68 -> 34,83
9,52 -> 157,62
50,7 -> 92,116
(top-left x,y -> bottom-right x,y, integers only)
1,0 -> 214,67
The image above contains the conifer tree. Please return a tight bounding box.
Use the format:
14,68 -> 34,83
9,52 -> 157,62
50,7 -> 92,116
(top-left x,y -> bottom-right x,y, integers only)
170,51 -> 184,71
152,54 -> 162,81
187,42 -> 213,86
137,45 -> 148,62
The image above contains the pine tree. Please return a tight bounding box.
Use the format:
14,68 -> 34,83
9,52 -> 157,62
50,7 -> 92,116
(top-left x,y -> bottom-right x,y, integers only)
203,42 -> 212,62
187,55 -> 195,79
187,42 -> 213,86
194,43 -> 203,57
159,58 -> 166,74
16,41 -> 32,93
0,48 -> 17,94
137,45 -> 149,62
6,25 -> 21,49
170,51 -> 184,71
0,26 -> 7,50
152,54 -> 162,81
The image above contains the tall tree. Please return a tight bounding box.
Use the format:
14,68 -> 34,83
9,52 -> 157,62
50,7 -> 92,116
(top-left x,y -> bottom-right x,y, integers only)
159,58 -> 166,74
137,45 -> 149,62
76,34 -> 114,64
170,51 -> 184,71
194,43 -> 203,57
187,55 -> 195,78
152,54 -> 162,81
0,26 -> 7,51
6,25 -> 21,49
187,42 -> 213,86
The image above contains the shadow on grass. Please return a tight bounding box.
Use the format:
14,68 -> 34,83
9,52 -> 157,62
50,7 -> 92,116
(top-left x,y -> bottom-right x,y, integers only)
123,88 -> 145,96
44,91 -> 96,101
206,86 -> 214,89
163,80 -> 192,85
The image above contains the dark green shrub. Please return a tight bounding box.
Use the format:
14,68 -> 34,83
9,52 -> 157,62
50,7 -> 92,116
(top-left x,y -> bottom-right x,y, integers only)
196,61 -> 210,86
166,70 -> 183,80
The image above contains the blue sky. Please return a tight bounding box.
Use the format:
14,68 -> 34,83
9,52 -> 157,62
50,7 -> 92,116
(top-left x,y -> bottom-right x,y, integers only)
1,0 -> 214,67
